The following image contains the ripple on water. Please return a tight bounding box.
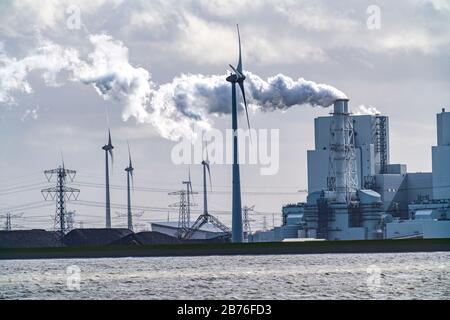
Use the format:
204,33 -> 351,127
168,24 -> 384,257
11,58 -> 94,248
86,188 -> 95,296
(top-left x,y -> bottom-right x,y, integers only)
0,252 -> 449,299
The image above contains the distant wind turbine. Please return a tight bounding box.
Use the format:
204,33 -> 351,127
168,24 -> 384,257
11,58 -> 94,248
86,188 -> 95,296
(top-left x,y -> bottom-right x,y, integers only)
102,130 -> 114,228
125,141 -> 134,231
201,145 -> 212,216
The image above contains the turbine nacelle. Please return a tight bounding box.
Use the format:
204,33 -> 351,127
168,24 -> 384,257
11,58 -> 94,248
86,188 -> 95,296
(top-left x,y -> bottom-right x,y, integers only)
228,64 -> 245,81
201,160 -> 212,191
102,130 -> 114,165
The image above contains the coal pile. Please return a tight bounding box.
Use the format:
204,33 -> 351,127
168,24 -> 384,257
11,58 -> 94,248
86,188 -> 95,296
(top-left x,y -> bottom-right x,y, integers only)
0,230 -> 62,248
111,231 -> 182,246
63,228 -> 133,247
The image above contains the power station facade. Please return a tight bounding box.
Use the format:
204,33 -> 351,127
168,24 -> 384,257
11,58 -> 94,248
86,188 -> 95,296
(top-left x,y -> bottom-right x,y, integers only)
253,101 -> 450,242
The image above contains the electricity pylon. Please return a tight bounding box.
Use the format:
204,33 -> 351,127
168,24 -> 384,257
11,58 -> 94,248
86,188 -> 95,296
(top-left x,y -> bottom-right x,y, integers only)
41,161 -> 80,237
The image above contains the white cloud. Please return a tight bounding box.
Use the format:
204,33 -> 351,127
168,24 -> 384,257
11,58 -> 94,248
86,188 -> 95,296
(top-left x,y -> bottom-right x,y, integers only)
427,0 -> 450,12
20,106 -> 39,121
275,2 -> 359,32
175,13 -> 237,66
0,0 -> 124,36
374,29 -> 443,55
0,39 -> 81,103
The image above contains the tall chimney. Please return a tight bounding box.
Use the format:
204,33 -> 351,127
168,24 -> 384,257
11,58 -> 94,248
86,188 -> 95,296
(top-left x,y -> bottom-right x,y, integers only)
329,99 -> 357,203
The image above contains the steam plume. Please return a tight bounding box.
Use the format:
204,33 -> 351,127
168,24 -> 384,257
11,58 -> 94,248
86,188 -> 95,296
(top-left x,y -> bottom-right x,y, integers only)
353,105 -> 380,115
0,34 -> 347,140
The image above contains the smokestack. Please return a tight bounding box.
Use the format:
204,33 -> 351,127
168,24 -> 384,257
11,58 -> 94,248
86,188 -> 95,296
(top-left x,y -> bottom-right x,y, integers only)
330,99 -> 357,203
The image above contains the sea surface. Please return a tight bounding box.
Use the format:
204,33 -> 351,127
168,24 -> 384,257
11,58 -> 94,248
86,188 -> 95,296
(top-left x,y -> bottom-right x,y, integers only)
0,252 -> 449,299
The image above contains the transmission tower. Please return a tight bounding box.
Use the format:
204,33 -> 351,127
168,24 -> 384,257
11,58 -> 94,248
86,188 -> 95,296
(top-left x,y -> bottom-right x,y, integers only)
41,164 -> 80,237
263,216 -> 267,231
169,188 -> 197,239
242,205 -> 255,242
66,211 -> 76,231
1,212 -> 24,231
115,210 -> 143,231
5,213 -> 11,231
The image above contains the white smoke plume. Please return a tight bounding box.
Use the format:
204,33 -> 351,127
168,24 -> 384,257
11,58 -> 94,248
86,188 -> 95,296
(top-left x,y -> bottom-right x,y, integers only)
0,34 -> 347,140
353,105 -> 380,115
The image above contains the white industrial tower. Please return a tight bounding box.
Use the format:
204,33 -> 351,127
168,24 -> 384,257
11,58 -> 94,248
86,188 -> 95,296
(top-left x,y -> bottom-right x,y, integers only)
328,99 -> 358,203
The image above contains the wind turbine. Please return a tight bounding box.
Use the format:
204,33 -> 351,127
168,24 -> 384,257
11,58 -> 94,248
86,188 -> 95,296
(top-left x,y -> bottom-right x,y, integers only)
199,137 -> 212,217
201,147 -> 212,216
125,141 -> 134,231
102,130 -> 114,229
226,24 -> 250,243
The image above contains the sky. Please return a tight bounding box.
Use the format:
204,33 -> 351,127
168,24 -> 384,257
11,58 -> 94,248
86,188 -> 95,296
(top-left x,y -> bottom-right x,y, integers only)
1,0 -> 450,231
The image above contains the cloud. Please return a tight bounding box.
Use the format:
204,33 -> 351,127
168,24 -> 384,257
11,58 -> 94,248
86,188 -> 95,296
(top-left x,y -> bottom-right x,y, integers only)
2,0 -> 449,69
20,106 -> 39,122
275,2 -> 359,32
0,0 -> 123,36
427,0 -> 450,12
0,39 -> 81,103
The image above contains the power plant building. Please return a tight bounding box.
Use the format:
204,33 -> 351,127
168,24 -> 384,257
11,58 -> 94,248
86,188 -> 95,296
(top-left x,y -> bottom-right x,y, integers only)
258,102 -> 450,242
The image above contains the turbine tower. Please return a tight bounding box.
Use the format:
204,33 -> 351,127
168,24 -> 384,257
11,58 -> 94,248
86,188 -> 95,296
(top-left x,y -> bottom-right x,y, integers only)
125,141 -> 134,231
226,24 -> 251,243
102,130 -> 114,228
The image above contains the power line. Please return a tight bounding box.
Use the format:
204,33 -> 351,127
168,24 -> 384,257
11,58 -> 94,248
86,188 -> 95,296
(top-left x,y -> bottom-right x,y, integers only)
72,181 -> 303,196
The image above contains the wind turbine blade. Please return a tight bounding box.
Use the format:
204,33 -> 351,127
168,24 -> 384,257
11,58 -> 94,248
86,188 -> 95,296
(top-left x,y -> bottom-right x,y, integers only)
206,162 -> 212,191
204,136 -> 210,162
236,24 -> 242,73
188,166 -> 193,194
60,149 -> 65,169
127,140 -> 132,168
229,64 -> 242,78
130,170 -> 134,191
109,149 -> 114,168
105,105 -> 110,128
238,81 -> 251,132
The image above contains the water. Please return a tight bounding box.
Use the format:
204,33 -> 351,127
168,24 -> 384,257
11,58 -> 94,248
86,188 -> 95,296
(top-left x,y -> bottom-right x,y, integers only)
0,252 -> 449,299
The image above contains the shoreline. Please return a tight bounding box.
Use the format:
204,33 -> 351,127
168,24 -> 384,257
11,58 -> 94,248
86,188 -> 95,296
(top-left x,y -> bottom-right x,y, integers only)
1,239 -> 449,260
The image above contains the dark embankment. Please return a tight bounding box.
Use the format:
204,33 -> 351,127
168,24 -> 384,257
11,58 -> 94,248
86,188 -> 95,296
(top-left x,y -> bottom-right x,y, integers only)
0,238 -> 449,260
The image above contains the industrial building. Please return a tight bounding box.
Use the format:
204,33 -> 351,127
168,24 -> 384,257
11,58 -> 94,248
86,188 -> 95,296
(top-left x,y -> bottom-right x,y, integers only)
254,101 -> 450,241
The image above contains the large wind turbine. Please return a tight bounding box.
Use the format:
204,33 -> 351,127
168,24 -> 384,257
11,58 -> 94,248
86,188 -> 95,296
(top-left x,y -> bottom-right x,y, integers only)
102,130 -> 114,229
226,24 -> 250,243
125,141 -> 134,231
